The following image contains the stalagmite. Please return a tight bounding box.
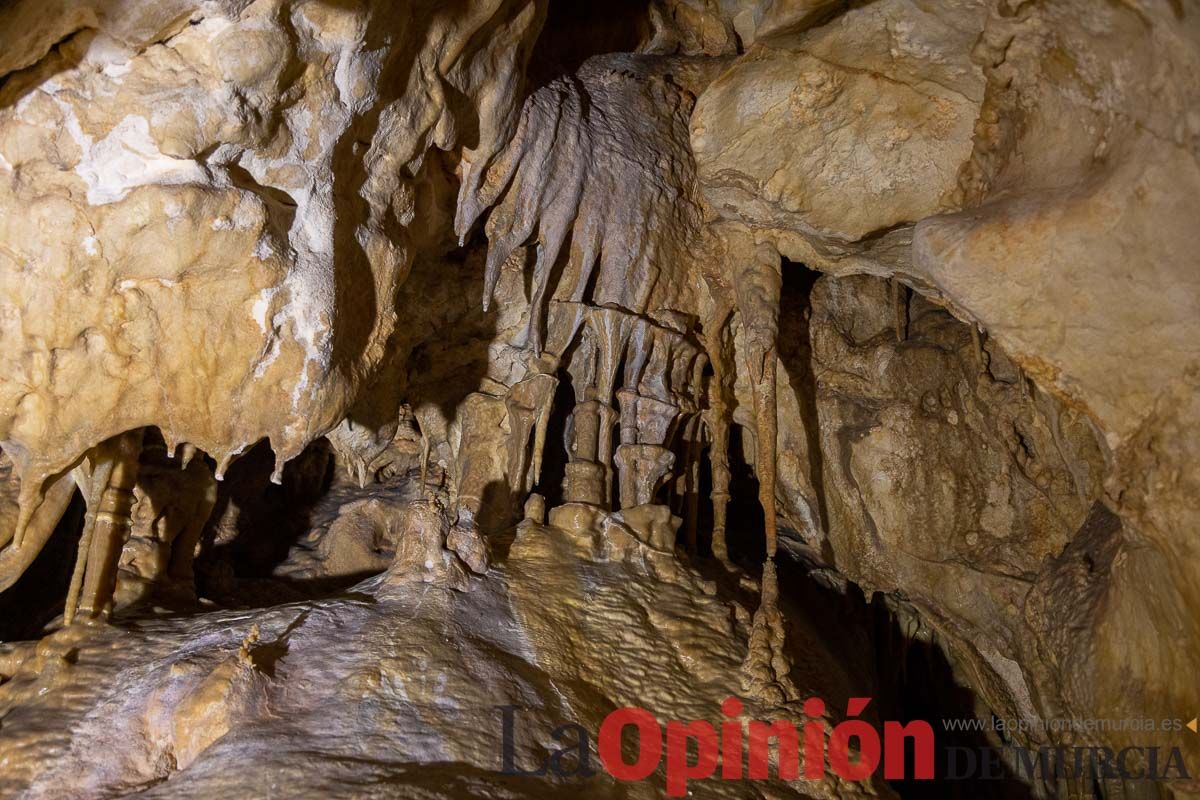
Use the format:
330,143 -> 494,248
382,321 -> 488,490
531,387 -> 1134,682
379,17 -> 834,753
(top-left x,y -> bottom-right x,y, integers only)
523,493 -> 546,525
564,396 -> 608,506
613,444 -> 676,507
741,560 -> 797,705
167,468 -> 219,587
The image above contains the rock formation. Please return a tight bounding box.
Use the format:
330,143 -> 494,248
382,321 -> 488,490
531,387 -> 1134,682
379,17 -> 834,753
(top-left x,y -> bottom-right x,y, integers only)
1,0 -> 1197,797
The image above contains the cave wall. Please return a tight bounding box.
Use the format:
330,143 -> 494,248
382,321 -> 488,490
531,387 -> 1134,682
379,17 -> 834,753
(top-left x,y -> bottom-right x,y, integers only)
1,0 -> 1198,792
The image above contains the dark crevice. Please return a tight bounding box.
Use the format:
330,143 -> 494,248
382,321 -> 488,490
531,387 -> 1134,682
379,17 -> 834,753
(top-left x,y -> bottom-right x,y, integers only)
0,488 -> 84,641
525,0 -> 655,92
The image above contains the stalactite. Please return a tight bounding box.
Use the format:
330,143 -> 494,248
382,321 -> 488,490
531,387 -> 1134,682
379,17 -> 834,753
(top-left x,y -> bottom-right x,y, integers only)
0,470 -> 77,593
419,427 -> 431,499
531,395 -> 552,490
683,416 -> 703,555
731,241 -> 783,559
971,322 -> 985,374
180,443 -> 198,470
704,406 -> 731,561
63,455 -> 115,626
270,445 -> 287,486
892,277 -> 908,342
9,477 -> 48,551
751,357 -> 780,559
504,372 -> 558,497
700,306 -> 734,562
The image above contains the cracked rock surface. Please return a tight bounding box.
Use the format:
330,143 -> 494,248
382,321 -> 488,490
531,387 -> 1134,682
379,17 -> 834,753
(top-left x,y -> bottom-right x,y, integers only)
1,0 -> 1198,797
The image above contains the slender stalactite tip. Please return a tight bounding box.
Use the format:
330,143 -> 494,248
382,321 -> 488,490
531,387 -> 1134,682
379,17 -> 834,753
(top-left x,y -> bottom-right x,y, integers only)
892,278 -> 908,343
180,443 -> 198,470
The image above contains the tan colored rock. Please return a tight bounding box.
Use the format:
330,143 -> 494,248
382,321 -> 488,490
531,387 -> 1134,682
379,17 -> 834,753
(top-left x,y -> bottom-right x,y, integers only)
692,0 -> 986,242
0,0 -> 543,498
0,0 -> 1198,793
908,0 -> 1200,447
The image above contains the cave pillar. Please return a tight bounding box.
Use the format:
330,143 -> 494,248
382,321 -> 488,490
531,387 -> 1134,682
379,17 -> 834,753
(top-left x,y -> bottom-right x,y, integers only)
597,403 -> 618,507
67,430 -> 145,623
563,396 -> 607,507
613,390 -> 682,508
616,388 -> 640,447
613,444 -> 676,507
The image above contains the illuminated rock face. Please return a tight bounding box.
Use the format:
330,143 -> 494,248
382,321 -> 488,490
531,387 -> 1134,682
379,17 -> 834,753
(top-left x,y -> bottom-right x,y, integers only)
0,0 -> 542,493
1,0 -> 1199,796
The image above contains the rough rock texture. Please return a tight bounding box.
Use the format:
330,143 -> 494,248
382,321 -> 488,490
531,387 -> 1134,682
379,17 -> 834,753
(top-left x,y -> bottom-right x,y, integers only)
0,0 -> 542,497
799,274 -> 1111,749
693,0 -> 987,242
0,500 -> 885,799
1,0 -> 1199,796
692,0 -> 1200,782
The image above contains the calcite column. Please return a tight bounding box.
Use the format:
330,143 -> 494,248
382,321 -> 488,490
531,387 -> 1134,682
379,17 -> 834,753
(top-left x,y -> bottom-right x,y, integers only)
596,403 -> 618,505
613,444 -> 676,507
613,390 -> 681,509
729,235 -> 794,705
66,430 -> 144,623
563,396 -> 608,507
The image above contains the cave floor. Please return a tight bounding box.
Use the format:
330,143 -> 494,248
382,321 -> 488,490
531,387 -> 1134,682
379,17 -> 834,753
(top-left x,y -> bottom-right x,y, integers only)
0,516 -> 879,799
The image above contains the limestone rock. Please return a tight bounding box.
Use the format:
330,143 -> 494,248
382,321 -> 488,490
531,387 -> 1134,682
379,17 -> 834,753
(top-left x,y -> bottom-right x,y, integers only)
692,0 -> 986,242
0,0 -> 1198,794
0,0 -> 544,495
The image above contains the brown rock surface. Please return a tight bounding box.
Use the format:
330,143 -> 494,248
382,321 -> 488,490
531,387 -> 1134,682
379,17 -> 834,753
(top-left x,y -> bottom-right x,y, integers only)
1,0 -> 1198,796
